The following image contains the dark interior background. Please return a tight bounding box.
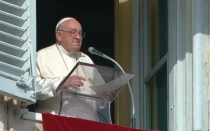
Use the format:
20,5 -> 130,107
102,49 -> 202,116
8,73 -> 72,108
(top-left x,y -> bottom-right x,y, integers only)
36,0 -> 115,68
33,0 -> 115,123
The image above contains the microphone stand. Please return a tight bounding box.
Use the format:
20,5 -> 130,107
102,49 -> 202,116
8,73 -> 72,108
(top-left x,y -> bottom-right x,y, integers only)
90,52 -> 136,128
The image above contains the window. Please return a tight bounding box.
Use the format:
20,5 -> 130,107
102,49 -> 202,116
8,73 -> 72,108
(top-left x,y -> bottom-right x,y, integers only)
146,0 -> 168,130
133,0 -> 194,130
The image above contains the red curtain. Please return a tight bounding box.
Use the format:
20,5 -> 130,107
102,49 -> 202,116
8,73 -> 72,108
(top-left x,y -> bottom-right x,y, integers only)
42,113 -> 161,131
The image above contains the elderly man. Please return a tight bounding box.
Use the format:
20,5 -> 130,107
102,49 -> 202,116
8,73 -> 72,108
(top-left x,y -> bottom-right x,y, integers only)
35,17 -> 99,121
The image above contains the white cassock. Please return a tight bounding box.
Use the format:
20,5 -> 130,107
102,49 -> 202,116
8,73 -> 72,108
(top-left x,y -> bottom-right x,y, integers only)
35,43 -> 98,121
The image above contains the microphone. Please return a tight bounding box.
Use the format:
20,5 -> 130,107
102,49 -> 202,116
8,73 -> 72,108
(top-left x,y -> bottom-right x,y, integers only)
88,47 -> 136,128
88,47 -> 110,61
88,47 -> 107,58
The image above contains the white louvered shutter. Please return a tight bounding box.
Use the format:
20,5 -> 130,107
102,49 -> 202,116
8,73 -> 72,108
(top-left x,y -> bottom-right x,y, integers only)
0,0 -> 36,104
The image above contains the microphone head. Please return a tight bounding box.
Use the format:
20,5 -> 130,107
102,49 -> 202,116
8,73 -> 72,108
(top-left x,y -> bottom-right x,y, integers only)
88,47 -> 94,53
88,46 -> 109,59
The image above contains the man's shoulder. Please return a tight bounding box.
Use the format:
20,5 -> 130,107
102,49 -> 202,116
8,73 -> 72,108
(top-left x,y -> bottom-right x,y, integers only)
37,44 -> 57,55
80,52 -> 93,60
79,52 -> 94,64
80,51 -> 89,57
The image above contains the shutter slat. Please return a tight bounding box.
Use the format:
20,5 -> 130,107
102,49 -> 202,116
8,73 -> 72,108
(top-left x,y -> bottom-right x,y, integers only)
0,10 -> 26,26
0,41 -> 27,57
0,51 -> 26,67
0,61 -> 25,76
0,71 -> 19,81
0,31 -> 27,47
0,1 -> 27,16
2,0 -> 25,7
0,20 -> 27,37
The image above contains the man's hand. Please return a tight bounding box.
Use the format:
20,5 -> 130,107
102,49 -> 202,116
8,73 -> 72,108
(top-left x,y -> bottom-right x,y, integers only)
62,75 -> 86,89
103,91 -> 116,101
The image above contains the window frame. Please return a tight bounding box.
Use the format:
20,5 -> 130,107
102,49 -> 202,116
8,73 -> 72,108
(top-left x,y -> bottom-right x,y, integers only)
132,0 -> 193,130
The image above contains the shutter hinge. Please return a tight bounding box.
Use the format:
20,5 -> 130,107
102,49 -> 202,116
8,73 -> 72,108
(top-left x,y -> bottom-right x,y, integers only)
16,76 -> 34,88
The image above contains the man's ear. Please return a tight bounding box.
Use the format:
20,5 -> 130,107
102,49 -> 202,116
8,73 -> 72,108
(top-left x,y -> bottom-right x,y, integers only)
56,32 -> 62,41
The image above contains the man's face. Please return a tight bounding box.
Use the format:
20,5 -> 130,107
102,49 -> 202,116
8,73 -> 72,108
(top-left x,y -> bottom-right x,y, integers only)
56,19 -> 85,53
